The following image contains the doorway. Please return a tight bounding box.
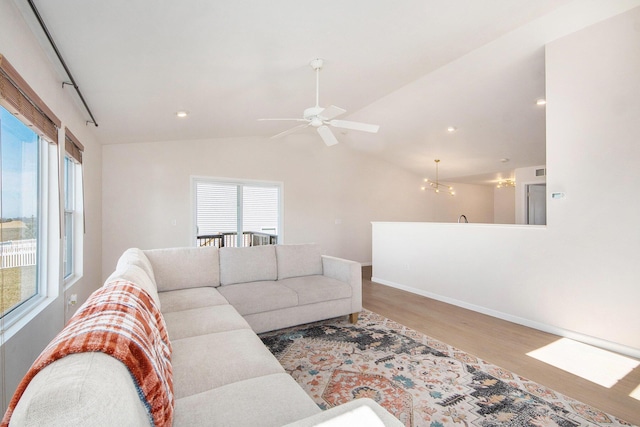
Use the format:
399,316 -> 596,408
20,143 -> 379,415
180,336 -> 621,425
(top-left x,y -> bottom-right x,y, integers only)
193,177 -> 282,247
527,184 -> 547,225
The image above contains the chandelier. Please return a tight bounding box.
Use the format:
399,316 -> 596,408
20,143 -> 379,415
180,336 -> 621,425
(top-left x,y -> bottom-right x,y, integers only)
496,179 -> 515,188
421,159 -> 455,196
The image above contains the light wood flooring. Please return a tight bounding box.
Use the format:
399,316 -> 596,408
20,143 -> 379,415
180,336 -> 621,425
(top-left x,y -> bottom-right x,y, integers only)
361,266 -> 640,425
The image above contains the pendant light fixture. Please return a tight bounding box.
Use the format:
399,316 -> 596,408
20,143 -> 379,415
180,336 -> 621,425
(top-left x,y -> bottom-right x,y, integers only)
496,179 -> 515,188
421,159 -> 455,196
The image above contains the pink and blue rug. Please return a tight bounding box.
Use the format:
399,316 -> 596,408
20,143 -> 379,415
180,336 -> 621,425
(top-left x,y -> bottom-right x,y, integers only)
260,310 -> 634,427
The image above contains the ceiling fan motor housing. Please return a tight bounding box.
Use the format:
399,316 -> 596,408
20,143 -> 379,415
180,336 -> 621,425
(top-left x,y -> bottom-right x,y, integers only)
303,106 -> 325,126
309,58 -> 323,71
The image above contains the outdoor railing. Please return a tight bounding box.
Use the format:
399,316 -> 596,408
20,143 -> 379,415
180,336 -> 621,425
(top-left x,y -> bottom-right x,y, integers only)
0,239 -> 37,269
197,232 -> 278,248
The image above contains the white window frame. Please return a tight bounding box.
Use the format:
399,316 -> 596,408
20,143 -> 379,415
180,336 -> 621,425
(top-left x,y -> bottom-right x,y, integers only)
63,155 -> 74,280
190,176 -> 284,247
0,109 -> 59,339
62,154 -> 83,285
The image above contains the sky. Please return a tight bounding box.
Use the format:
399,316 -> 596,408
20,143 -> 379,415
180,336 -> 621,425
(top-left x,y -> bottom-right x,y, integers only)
0,106 -> 39,220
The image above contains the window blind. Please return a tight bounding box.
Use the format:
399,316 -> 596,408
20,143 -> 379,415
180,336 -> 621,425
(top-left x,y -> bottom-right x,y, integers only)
196,182 -> 237,235
195,182 -> 280,237
64,128 -> 84,163
0,54 -> 60,143
243,186 -> 279,233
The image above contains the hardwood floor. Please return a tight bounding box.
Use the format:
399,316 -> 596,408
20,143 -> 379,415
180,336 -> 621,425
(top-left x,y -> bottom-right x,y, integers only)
361,266 -> 640,425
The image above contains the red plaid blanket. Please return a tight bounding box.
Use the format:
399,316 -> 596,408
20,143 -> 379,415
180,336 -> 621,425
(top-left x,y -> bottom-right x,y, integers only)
1,281 -> 173,427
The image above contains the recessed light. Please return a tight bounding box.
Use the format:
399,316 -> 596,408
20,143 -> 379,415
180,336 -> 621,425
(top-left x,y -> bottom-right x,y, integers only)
176,111 -> 189,118
500,158 -> 510,163
536,99 -> 546,106
447,126 -> 457,132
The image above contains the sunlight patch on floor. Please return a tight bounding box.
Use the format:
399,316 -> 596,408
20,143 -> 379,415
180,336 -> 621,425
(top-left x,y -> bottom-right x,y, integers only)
527,338 -> 639,388
631,384 -> 640,401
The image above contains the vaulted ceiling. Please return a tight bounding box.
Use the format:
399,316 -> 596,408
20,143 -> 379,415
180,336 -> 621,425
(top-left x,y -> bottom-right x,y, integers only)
15,1 -> 639,184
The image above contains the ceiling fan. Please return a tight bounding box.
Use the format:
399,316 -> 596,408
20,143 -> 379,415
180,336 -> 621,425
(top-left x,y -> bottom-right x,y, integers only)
258,58 -> 379,146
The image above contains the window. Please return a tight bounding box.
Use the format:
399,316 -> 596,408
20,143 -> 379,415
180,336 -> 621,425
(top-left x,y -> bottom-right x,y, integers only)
0,106 -> 41,317
63,129 -> 84,283
63,156 -> 74,279
1,54 -> 61,327
193,178 -> 282,248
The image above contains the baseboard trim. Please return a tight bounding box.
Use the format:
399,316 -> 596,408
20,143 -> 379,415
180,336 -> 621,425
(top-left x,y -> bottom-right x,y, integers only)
372,277 -> 640,359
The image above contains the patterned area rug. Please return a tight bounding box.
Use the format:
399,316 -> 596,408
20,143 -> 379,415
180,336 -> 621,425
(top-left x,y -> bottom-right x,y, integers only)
260,310 -> 634,427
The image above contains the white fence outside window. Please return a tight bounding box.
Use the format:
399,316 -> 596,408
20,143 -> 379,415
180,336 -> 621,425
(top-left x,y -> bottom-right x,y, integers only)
0,239 -> 37,269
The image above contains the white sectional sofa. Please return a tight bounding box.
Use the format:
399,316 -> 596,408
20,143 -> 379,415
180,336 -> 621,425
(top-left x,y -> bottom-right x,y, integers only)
8,244 -> 403,426
148,243 -> 362,333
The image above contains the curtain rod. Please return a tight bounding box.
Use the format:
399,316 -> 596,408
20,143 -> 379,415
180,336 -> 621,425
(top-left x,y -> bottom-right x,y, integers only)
27,0 -> 99,127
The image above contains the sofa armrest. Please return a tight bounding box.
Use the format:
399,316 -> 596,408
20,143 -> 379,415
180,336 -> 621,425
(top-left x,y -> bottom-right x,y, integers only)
321,255 -> 362,314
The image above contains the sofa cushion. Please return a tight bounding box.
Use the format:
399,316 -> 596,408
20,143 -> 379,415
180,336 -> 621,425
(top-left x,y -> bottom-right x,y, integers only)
279,275 -> 352,305
11,353 -> 149,427
243,299 -> 352,334
174,373 -> 321,427
145,246 -> 220,291
105,263 -> 161,308
171,329 -> 285,399
116,248 -> 156,286
276,243 -> 323,280
158,287 -> 228,313
163,304 -> 251,340
219,245 -> 277,285
217,281 -> 298,316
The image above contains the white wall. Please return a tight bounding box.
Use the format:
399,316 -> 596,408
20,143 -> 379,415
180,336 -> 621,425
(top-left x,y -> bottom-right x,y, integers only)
101,136 -> 494,277
493,186 -> 515,224
0,1 -> 103,410
372,7 -> 640,356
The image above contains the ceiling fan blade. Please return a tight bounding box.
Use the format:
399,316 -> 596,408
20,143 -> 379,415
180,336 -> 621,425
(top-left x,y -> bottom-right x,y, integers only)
319,105 -> 346,120
271,123 -> 309,139
317,125 -> 339,146
258,118 -> 307,122
329,120 -> 380,133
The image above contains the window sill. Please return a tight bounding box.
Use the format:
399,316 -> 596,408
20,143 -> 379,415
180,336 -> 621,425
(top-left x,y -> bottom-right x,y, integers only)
63,273 -> 83,291
0,294 -> 56,343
